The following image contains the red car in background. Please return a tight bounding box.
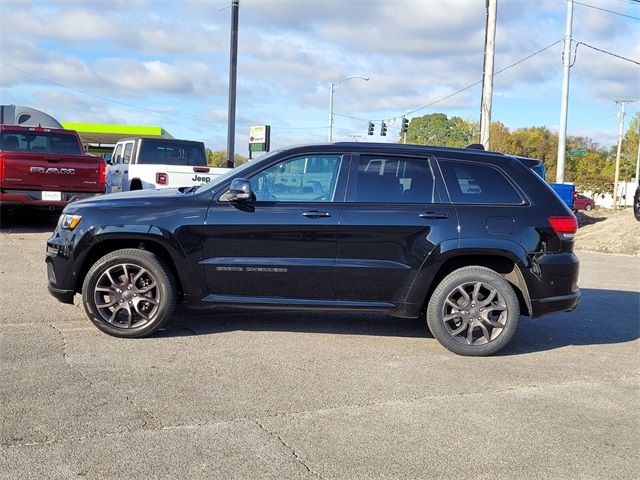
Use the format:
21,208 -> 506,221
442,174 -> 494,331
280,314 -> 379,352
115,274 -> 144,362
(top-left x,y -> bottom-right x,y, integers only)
573,193 -> 595,212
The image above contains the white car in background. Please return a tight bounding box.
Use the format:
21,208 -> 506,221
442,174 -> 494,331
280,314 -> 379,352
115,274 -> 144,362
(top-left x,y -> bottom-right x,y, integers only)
106,137 -> 229,192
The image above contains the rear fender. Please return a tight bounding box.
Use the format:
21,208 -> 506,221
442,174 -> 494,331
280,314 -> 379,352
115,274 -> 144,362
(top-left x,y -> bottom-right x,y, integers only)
406,238 -> 532,316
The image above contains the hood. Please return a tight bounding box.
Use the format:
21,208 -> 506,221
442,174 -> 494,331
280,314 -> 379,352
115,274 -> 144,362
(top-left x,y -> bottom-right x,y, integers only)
65,188 -> 185,212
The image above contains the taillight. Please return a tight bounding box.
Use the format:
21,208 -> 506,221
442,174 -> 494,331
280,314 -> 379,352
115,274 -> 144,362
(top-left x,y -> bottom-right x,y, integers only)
193,166 -> 210,173
0,157 -> 4,182
156,172 -> 168,185
548,216 -> 577,239
98,162 -> 107,187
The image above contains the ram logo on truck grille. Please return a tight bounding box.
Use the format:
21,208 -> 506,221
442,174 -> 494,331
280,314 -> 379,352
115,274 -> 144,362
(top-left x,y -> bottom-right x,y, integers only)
30,167 -> 76,175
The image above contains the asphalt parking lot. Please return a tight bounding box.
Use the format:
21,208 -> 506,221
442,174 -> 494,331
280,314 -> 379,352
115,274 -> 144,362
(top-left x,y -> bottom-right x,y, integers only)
1,211 -> 638,479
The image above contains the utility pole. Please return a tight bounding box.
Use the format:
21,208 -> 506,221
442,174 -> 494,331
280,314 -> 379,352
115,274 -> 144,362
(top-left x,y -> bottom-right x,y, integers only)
226,0 -> 240,168
635,122 -> 640,186
556,0 -> 574,183
613,99 -> 636,209
480,0 -> 497,150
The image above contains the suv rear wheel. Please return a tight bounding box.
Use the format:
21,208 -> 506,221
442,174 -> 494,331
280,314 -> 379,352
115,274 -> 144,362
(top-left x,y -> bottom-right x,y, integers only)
82,249 -> 177,338
427,266 -> 519,356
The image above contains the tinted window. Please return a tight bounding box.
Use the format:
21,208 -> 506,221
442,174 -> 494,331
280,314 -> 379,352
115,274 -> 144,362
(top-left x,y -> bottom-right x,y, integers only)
138,140 -> 206,166
50,134 -> 81,155
249,155 -> 342,202
0,131 -> 81,155
439,160 -> 522,204
356,156 -> 435,203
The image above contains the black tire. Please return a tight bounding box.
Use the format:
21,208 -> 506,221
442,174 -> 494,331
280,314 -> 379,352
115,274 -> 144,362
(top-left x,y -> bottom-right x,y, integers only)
129,179 -> 143,190
426,266 -> 519,356
82,248 -> 177,338
585,204 -> 592,211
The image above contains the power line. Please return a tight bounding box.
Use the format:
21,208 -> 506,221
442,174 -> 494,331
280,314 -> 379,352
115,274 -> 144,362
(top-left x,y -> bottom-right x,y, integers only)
573,1 -> 640,21
0,60 -> 329,131
335,39 -> 563,123
574,42 -> 640,66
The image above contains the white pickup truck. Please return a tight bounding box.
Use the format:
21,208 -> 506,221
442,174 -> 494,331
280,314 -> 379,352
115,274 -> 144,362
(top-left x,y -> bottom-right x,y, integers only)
106,137 -> 229,192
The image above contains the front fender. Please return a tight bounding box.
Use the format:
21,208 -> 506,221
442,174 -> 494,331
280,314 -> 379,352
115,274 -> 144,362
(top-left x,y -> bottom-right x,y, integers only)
84,224 -> 205,299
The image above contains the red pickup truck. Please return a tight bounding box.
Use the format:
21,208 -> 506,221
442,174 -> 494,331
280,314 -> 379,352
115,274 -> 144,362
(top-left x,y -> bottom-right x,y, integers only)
0,125 -> 106,208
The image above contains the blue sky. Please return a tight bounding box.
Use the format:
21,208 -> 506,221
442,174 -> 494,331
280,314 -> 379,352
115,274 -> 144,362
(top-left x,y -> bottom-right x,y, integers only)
1,0 -> 638,152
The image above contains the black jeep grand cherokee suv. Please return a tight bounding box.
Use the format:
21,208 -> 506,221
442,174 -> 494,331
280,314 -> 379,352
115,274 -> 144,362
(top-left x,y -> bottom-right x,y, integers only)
47,143 -> 579,356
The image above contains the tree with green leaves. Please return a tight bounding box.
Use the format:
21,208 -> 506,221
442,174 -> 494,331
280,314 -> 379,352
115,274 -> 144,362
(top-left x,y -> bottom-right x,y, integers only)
206,149 -> 248,168
405,113 -> 478,147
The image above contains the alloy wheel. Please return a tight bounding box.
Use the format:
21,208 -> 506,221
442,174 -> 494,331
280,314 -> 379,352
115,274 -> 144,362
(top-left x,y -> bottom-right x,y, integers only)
93,263 -> 160,328
441,281 -> 508,346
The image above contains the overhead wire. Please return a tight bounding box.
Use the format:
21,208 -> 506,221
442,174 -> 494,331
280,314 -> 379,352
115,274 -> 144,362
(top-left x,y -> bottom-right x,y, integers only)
0,60 -> 329,131
573,0 -> 640,21
335,39 -> 563,123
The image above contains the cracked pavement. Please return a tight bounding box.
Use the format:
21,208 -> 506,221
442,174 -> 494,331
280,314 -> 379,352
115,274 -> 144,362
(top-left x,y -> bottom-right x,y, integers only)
0,211 -> 638,479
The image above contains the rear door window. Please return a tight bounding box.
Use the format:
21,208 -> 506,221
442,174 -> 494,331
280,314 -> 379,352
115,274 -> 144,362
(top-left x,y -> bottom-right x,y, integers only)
123,142 -> 134,164
438,159 -> 523,204
355,155 -> 436,203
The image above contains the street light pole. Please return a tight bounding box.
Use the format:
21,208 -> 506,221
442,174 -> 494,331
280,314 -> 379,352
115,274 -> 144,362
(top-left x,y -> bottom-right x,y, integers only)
612,99 -> 636,209
556,0 -> 574,183
328,76 -> 369,143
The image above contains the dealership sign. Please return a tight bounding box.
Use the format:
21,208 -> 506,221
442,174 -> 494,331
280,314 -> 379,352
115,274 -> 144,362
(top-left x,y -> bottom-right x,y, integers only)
249,125 -> 271,154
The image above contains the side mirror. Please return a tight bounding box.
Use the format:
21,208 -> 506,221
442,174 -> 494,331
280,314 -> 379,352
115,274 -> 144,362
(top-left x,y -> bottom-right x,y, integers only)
227,178 -> 253,202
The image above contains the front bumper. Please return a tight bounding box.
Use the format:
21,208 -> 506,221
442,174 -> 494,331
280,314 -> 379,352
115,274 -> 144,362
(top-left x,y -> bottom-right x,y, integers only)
46,225 -> 92,304
47,283 -> 75,304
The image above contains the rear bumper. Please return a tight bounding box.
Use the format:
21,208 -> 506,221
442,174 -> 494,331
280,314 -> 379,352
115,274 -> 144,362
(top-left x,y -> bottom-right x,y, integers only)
530,290 -> 580,317
0,189 -> 103,208
526,252 -> 581,318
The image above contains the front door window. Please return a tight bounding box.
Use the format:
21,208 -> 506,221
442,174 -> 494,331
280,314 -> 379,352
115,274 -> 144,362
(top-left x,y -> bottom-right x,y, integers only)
249,155 -> 342,202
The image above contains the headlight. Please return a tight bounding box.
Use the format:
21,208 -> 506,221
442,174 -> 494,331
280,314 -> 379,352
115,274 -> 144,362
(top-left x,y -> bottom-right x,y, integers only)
60,214 -> 82,230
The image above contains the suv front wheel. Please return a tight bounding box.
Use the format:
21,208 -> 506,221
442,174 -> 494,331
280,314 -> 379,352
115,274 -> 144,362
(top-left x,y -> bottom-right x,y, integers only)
427,266 -> 519,356
82,248 -> 177,338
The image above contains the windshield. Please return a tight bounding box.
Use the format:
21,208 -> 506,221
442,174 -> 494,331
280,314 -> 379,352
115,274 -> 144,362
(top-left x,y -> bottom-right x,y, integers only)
138,140 -> 206,166
198,150 -> 282,193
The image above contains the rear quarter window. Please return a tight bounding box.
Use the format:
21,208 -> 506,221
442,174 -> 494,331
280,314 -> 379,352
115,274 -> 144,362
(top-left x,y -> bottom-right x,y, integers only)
439,159 -> 523,205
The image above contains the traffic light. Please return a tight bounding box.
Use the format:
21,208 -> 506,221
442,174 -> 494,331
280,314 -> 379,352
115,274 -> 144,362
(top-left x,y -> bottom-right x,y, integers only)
380,121 -> 387,136
367,121 -> 374,135
401,116 -> 409,134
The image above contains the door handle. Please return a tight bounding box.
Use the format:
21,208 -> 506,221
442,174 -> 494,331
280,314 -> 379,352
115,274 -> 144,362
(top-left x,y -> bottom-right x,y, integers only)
419,212 -> 449,219
302,211 -> 331,218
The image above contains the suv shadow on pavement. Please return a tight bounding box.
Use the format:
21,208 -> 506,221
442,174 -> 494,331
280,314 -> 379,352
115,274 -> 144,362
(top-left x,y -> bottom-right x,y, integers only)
0,208 -> 59,234
158,288 -> 639,355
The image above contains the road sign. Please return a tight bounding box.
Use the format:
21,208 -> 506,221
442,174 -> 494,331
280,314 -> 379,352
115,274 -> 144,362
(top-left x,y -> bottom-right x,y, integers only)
570,149 -> 586,157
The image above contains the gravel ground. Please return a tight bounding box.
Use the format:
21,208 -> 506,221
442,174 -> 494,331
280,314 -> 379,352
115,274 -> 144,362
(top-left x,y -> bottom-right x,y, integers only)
575,208 -> 639,256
